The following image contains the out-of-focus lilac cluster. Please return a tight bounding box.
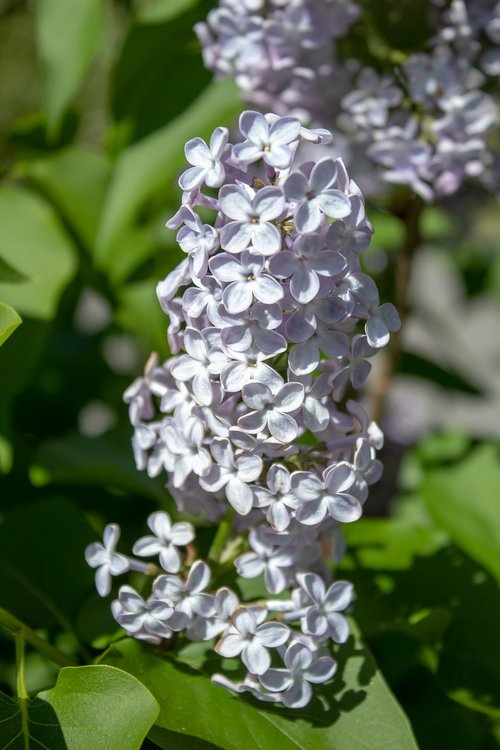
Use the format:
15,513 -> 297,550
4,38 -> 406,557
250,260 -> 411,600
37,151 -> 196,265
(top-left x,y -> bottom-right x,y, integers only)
86,111 -> 398,707
195,0 -> 360,123
197,0 -> 500,200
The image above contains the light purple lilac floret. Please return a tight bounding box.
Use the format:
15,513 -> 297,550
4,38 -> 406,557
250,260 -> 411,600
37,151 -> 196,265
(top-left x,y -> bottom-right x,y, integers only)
86,112 -> 398,709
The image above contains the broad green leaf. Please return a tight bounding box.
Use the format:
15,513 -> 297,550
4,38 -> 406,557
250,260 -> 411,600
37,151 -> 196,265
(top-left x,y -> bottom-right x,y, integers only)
135,0 -> 199,24
36,428 -> 166,503
21,147 -> 110,251
112,10 -> 210,141
0,186 -> 77,320
103,630 -> 419,750
0,301 -> 21,347
36,0 -> 104,136
95,77 -> 240,265
0,257 -> 27,283
0,689 -> 67,750
0,498 -> 95,630
340,519 -> 500,720
39,665 -> 159,750
420,444 -> 500,583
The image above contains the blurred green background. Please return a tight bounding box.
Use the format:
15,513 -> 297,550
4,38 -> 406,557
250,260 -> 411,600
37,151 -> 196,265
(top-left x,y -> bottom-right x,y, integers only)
0,2 -> 500,749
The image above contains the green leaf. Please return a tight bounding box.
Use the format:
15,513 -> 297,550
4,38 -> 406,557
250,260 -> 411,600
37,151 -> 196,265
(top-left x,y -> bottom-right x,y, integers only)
0,301 -> 22,347
0,689 -> 67,750
340,518 -> 500,721
420,443 -> 500,583
103,629 -> 419,750
36,0 -> 104,136
0,667 -> 158,750
135,0 -> 199,24
112,10 -> 211,142
0,185 -> 78,320
0,257 -> 28,283
21,147 -> 111,251
0,498 -> 95,630
95,77 -> 240,266
39,665 -> 159,750
36,428 -> 167,503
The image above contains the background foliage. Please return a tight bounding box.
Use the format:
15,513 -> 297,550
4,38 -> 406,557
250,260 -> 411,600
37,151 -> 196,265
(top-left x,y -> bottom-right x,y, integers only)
0,0 -> 499,748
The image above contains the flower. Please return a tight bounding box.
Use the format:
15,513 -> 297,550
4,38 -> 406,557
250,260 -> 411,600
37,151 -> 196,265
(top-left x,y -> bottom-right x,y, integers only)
132,511 -> 194,573
215,606 -> 289,675
85,524 -> 130,597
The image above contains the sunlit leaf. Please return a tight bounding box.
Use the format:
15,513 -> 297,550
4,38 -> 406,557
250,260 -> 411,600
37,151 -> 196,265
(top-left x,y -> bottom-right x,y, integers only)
36,0 -> 104,136
39,665 -> 159,749
95,78 -> 240,265
421,443 -> 500,583
103,628 -> 419,750
0,186 -> 78,320
21,147 -> 111,251
0,301 -> 22,347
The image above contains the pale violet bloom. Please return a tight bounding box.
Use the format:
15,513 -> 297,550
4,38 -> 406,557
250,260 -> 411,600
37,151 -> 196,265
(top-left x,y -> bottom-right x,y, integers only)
260,641 -> 337,708
215,606 -> 289,674
211,672 -> 282,703
132,511 -> 195,573
182,276 -> 223,323
296,573 -> 353,643
365,302 -> 401,348
235,526 -> 296,593
284,372 -> 331,433
292,463 -> 361,525
220,304 -> 287,356
329,334 -> 377,399
220,347 -> 283,393
178,126 -> 228,191
342,68 -> 403,129
85,524 -> 130,597
254,464 -> 299,531
288,324 -> 349,376
210,251 -> 283,314
238,381 -> 304,443
111,585 -> 178,644
232,110 -> 301,169
200,438 -> 262,515
153,560 -> 214,621
176,208 -> 219,279
197,587 -> 267,640
284,159 -> 351,233
269,233 -> 346,304
161,414 -> 212,488
352,438 -> 383,503
219,184 -> 284,254
170,328 -> 228,405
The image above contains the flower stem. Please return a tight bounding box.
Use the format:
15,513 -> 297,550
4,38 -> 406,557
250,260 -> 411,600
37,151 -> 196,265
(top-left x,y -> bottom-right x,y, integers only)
0,607 -> 77,668
208,517 -> 232,564
369,194 -> 424,423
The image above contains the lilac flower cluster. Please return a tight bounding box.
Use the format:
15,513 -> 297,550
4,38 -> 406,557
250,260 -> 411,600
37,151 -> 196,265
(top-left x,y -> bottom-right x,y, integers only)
86,514 -> 352,707
87,111 -> 397,707
197,0 -> 500,200
195,0 -> 360,123
340,41 -> 498,201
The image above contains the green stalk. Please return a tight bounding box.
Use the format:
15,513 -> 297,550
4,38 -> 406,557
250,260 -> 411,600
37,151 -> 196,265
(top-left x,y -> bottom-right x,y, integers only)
0,608 -> 77,668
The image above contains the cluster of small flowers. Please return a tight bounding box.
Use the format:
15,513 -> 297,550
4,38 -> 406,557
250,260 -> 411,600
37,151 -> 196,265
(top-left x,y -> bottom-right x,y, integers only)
197,0 -> 500,200
340,5 -> 499,201
87,111 -> 398,706
85,515 -> 353,707
195,0 -> 360,123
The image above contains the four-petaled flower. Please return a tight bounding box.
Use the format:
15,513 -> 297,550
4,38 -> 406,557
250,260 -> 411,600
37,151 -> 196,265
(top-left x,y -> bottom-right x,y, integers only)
132,511 -> 195,573
284,159 -> 351,233
215,607 -> 289,675
219,184 -> 285,255
85,524 -> 130,597
232,110 -> 301,169
178,127 -> 229,191
260,641 -> 337,708
297,573 -> 354,644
